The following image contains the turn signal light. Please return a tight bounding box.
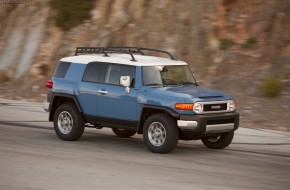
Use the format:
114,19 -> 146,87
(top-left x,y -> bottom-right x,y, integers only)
45,80 -> 53,89
175,103 -> 194,110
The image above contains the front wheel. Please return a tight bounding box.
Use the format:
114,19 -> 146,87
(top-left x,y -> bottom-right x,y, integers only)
201,131 -> 234,149
112,128 -> 136,138
143,113 -> 179,154
53,103 -> 85,141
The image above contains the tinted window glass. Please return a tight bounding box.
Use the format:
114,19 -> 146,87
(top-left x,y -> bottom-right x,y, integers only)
104,64 -> 136,86
53,61 -> 71,78
82,62 -> 107,83
142,65 -> 196,86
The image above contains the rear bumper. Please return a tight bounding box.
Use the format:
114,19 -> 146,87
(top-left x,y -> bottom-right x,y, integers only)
177,112 -> 239,135
43,102 -> 50,112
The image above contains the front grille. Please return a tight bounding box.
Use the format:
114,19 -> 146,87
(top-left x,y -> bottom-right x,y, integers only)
203,103 -> 227,112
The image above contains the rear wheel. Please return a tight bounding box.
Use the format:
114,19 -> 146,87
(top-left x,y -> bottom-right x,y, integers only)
53,103 -> 85,141
143,113 -> 179,154
112,128 -> 136,138
201,131 -> 234,149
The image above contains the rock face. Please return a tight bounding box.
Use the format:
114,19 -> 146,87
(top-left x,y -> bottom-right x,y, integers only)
0,0 -> 289,130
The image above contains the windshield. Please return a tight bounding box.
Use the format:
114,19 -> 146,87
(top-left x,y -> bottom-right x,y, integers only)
142,65 -> 196,86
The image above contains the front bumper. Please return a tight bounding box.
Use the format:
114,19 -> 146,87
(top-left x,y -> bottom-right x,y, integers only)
177,112 -> 239,135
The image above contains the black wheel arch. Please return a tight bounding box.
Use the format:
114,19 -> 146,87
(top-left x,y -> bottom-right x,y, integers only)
49,93 -> 83,121
137,105 -> 179,134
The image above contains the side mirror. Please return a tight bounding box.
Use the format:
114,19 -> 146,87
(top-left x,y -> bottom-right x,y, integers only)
120,76 -> 130,94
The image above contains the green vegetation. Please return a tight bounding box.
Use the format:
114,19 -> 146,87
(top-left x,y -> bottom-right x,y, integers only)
260,77 -> 282,97
5,5 -> 17,14
219,38 -> 232,50
0,71 -> 10,83
223,0 -> 238,5
38,64 -> 49,76
243,37 -> 257,48
49,0 -> 96,31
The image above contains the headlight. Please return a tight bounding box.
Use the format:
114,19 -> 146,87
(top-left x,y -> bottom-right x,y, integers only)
229,100 -> 236,111
194,102 -> 202,113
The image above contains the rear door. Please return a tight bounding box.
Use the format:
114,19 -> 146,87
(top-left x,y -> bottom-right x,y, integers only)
78,62 -> 107,116
97,63 -> 138,126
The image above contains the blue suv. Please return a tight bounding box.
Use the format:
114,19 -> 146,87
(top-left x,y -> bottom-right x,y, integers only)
43,47 -> 239,153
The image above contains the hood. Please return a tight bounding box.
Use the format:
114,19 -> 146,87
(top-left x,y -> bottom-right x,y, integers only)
144,85 -> 233,102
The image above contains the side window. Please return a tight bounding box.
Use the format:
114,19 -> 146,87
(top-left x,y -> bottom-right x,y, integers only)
53,61 -> 71,78
82,62 -> 107,83
104,64 -> 136,87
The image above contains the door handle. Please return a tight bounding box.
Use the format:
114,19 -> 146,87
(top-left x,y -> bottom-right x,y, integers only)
98,90 -> 108,94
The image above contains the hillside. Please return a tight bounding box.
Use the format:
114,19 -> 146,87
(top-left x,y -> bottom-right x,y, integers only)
0,0 -> 289,131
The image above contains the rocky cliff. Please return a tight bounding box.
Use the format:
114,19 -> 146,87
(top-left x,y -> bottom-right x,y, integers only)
0,0 -> 289,130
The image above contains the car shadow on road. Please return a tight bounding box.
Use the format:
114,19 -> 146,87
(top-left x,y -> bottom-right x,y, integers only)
75,130 -> 218,155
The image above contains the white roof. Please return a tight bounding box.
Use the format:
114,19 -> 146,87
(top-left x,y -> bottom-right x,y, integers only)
60,54 -> 187,66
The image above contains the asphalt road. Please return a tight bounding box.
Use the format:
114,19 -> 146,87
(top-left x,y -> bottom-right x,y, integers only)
0,98 -> 290,190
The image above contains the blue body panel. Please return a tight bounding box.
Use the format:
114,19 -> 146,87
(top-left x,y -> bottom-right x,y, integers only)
78,82 -> 99,116
65,63 -> 86,82
136,85 -> 233,117
135,66 -> 143,89
144,85 -> 233,102
52,63 -> 86,96
97,84 -> 138,121
136,87 -> 186,117
52,62 -> 235,123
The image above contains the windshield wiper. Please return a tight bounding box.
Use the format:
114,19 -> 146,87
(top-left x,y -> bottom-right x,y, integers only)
145,83 -> 164,87
180,82 -> 197,86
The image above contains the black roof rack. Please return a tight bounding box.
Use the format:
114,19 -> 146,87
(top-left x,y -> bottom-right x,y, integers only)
74,46 -> 176,61
75,47 -> 137,61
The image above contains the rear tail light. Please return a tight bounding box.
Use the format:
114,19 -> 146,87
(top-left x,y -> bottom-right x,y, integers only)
45,80 -> 53,89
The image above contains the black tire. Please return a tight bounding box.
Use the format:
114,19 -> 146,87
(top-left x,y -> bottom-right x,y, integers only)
201,131 -> 234,149
53,103 -> 85,141
112,128 -> 136,138
143,113 -> 179,154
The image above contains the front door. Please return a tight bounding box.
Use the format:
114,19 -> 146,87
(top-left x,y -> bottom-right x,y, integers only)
97,64 -> 138,126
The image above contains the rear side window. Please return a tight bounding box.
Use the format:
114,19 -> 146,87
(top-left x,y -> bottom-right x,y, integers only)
82,62 -> 107,83
53,61 -> 71,78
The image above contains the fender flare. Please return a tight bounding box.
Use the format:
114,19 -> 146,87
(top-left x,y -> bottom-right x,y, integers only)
49,93 -> 83,121
137,104 -> 180,133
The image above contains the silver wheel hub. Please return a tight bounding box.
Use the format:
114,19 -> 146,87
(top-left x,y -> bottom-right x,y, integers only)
58,111 -> 73,134
148,122 -> 166,147
208,136 -> 221,143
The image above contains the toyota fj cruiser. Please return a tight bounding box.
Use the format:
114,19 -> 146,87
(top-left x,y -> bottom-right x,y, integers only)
43,47 -> 239,153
